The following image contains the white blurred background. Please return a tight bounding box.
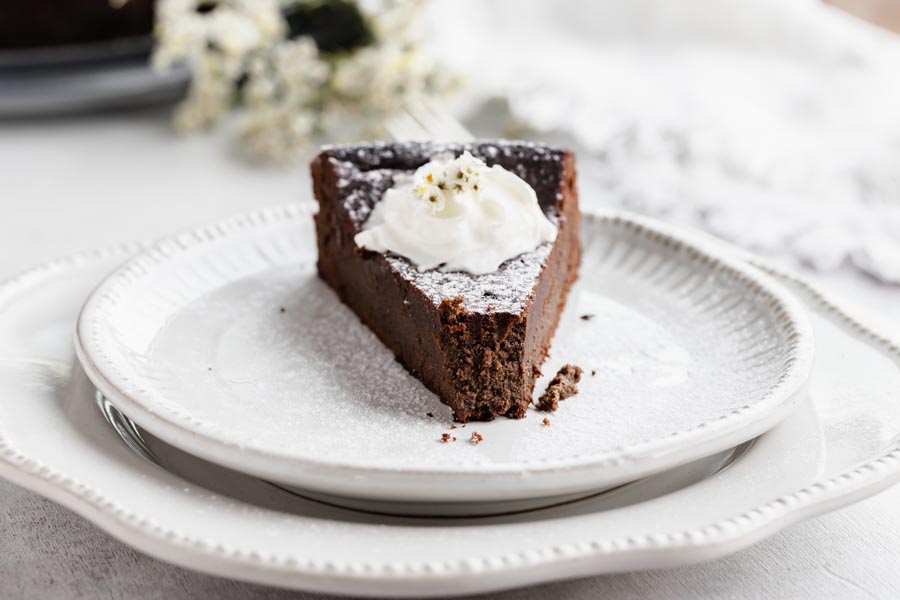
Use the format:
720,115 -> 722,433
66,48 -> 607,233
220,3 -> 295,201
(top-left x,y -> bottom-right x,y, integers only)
4,0 -> 898,327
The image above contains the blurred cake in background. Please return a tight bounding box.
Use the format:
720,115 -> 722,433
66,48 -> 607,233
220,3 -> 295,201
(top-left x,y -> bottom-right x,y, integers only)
0,0 -> 155,50
825,0 -> 900,34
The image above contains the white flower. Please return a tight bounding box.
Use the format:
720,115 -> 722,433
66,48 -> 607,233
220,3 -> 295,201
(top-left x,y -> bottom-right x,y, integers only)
274,38 -> 329,93
415,183 -> 446,212
454,151 -> 483,186
152,0 -> 454,162
207,9 -> 262,57
409,151 -> 487,212
242,0 -> 284,40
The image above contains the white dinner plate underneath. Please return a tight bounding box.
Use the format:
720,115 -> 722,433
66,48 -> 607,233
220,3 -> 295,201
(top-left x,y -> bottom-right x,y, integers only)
75,205 -> 814,503
0,245 -> 898,596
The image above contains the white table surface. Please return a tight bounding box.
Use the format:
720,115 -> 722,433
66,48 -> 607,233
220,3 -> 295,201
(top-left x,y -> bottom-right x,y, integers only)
2,107 -> 900,600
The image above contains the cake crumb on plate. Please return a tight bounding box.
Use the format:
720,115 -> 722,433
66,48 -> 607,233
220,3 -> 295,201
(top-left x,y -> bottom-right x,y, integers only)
536,364 -> 584,412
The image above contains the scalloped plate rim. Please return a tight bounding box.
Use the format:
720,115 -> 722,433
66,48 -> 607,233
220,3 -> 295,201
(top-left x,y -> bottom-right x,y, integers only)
0,236 -> 898,596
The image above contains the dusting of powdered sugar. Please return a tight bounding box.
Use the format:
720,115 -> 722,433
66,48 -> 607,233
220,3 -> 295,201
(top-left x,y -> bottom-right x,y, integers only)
325,140 -> 566,314
333,164 -> 396,225
386,244 -> 552,313
321,139 -> 565,169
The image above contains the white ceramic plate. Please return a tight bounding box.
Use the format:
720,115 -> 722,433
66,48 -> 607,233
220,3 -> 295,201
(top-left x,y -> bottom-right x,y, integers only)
75,205 -> 813,503
1,244 -> 898,596
0,46 -> 188,117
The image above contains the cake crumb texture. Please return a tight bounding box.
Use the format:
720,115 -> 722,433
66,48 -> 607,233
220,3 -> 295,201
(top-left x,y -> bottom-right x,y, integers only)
536,364 -> 584,412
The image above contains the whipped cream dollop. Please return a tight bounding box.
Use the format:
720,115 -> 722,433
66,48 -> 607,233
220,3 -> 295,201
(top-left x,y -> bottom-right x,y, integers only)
354,151 -> 557,274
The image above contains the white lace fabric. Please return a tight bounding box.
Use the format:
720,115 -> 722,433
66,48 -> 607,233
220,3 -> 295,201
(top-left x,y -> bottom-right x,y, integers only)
429,0 -> 900,284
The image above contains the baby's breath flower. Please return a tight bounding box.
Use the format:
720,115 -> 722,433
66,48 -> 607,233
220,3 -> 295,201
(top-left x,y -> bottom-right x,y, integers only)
415,183 -> 446,213
456,151 -> 482,181
153,0 -> 455,162
207,10 -> 261,56
410,151 -> 487,212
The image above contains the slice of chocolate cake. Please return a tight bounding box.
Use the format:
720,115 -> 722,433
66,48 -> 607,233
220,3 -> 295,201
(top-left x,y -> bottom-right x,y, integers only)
312,141 -> 580,422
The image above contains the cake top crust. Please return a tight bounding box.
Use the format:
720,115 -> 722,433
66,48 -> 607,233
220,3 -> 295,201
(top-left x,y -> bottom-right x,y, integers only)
319,140 -> 570,314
